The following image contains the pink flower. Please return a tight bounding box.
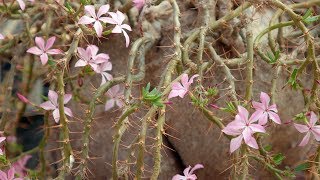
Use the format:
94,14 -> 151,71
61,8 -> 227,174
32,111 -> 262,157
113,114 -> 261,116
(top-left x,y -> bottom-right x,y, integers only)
105,85 -> 124,111
133,0 -> 145,10
16,0 -> 34,10
0,167 -> 23,180
252,92 -> 281,125
107,11 -> 132,47
75,45 -> 109,71
78,5 -> 111,37
168,74 -> 199,99
172,164 -> 204,180
95,62 -> 113,86
39,90 -> 73,123
0,135 -> 6,155
0,33 -> 4,40
12,155 -> 31,177
294,112 -> 320,146
27,36 -> 62,65
222,106 -> 266,153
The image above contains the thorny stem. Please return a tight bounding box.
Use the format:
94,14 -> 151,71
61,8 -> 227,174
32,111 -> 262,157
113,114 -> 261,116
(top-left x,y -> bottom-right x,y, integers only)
245,22 -> 253,102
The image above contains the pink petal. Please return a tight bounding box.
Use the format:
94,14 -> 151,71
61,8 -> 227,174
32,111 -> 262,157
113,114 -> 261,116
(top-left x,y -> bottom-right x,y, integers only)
40,53 -> 48,65
45,36 -> 56,50
46,49 -> 62,55
77,47 -> 89,60
88,45 -> 99,57
17,93 -> 30,104
268,104 -> 278,112
188,74 -> 199,85
242,127 -> 252,143
108,12 -> 119,23
101,17 -> 117,24
115,99 -> 124,108
245,136 -> 259,149
94,21 -> 103,37
0,137 -> 6,143
172,82 -> 184,90
105,99 -> 115,111
78,16 -> 95,25
97,4 -> 110,18
7,167 -> 14,180
299,132 -> 310,146
310,111 -> 318,126
112,25 -> 122,34
183,166 -> 191,176
189,164 -> 204,174
75,60 -> 87,67
53,109 -> 60,123
115,11 -> 125,24
133,0 -> 145,10
122,30 -> 130,47
48,90 -> 58,106
168,89 -> 185,99
312,127 -> 320,141
39,101 -> 56,110
230,135 -> 243,153
95,53 -> 110,63
258,112 -> 268,125
268,111 -> 281,124
237,106 -> 249,123
63,94 -> 72,104
0,33 -> 4,40
121,24 -> 132,31
17,0 -> 25,10
249,110 -> 263,123
35,37 -> 45,51
0,170 -> 7,180
260,92 -> 270,109
180,74 -> 189,87
252,101 -> 264,111
249,124 -> 266,133
294,123 -> 309,133
27,47 -> 43,55
84,5 -> 96,19
64,107 -> 73,117
172,174 -> 185,180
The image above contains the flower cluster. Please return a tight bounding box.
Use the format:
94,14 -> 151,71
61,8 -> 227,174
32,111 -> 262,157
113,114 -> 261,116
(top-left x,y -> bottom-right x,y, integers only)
222,92 -> 281,153
78,5 -> 132,47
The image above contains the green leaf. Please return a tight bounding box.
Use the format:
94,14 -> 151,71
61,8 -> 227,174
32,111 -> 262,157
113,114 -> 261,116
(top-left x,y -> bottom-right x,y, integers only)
303,15 -> 320,24
142,83 -> 164,107
287,68 -> 299,90
221,101 -> 237,114
65,2 -> 75,13
263,144 -> 272,152
206,87 -> 219,97
266,50 -> 280,64
273,153 -> 285,165
303,8 -> 313,19
294,162 -> 310,172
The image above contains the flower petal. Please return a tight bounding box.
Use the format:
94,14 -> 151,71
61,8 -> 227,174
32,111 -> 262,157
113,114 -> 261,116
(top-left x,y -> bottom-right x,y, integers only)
249,124 -> 266,133
105,99 -> 115,111
78,16 -> 95,24
8,167 -> 14,180
252,101 -> 264,111
242,127 -> 252,143
63,94 -> 72,104
17,0 -> 25,10
64,107 -> 73,117
53,109 -> 60,123
245,136 -> 258,149
112,25 -> 122,34
40,53 -> 49,65
122,30 -> 130,47
230,135 -> 243,153
189,164 -> 204,174
94,21 -> 103,37
299,132 -> 310,146
310,111 -> 318,126
35,37 -> 45,51
260,92 -> 270,110
97,4 -> 110,18
268,111 -> 281,124
84,5 -> 96,19
172,174 -> 185,180
39,101 -> 56,110
237,106 -> 249,123
258,112 -> 268,125
75,59 -> 87,67
48,90 -> 58,106
294,123 -> 309,133
45,36 -> 56,50
121,24 -> 132,31
188,74 -> 199,85
27,47 -> 43,55
250,110 -> 263,123
47,49 -> 63,55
